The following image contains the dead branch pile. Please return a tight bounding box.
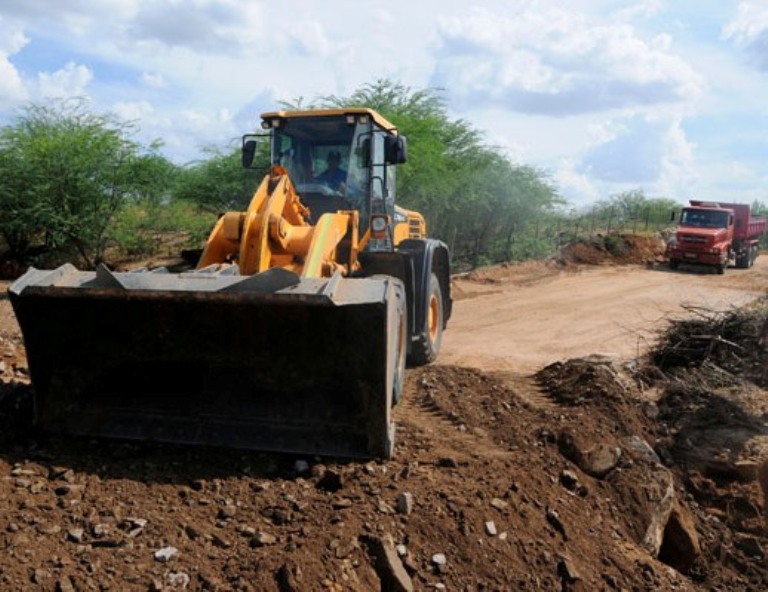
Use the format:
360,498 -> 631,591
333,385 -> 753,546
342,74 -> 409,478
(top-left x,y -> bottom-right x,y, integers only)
649,298 -> 768,387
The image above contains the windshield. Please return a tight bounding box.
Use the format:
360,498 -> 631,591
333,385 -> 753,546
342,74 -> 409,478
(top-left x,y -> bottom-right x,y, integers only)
680,208 -> 730,229
270,114 -> 399,236
271,116 -> 369,196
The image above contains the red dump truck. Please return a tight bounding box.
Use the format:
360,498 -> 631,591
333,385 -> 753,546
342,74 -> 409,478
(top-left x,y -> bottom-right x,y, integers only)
666,200 -> 766,274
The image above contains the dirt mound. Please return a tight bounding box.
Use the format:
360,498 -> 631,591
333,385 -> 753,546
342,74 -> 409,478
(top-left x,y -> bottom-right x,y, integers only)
558,233 -> 666,266
0,353 -> 759,591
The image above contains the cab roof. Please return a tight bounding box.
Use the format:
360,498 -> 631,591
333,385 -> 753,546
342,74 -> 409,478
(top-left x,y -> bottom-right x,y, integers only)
259,108 -> 399,135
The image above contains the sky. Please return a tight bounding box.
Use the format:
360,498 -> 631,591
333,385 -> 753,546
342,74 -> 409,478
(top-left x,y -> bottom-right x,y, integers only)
1,0 -> 768,208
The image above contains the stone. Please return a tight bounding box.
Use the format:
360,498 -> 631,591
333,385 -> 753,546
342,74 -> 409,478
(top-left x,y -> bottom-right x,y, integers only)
331,497 -> 353,509
559,430 -> 621,478
66,528 -> 85,543
316,469 -> 343,492
557,553 -> 583,589
166,572 -> 191,589
431,553 -> 447,565
484,521 -> 497,536
250,531 -> 277,547
546,507 -> 568,541
560,470 -> 580,491
364,535 -> 414,592
623,435 -> 661,465
154,546 -> 179,563
217,504 -> 237,520
490,497 -> 509,511
396,492 -> 414,515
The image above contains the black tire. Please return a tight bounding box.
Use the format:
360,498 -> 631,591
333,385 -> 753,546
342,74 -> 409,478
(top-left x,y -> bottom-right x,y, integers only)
669,259 -> 679,270
409,272 -> 444,366
716,263 -> 726,275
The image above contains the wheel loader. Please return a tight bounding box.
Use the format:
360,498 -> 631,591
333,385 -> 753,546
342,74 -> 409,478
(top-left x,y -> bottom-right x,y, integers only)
8,108 -> 452,459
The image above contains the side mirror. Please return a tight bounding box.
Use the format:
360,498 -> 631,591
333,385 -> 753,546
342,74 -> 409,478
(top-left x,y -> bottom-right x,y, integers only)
669,210 -> 676,222
242,136 -> 258,169
384,135 -> 407,165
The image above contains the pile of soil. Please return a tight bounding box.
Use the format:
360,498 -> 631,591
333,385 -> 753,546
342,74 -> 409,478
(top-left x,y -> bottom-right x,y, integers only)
558,234 -> 666,266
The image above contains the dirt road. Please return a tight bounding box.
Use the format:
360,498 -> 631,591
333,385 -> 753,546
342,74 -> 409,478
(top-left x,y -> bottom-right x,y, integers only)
443,257 -> 768,373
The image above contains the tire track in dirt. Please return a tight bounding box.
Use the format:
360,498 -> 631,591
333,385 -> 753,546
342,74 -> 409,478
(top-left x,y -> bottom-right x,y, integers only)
395,374 -> 515,461
491,371 -> 559,411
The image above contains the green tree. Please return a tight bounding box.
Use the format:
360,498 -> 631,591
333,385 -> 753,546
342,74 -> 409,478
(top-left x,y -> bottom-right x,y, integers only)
320,79 -> 562,268
590,190 -> 681,233
172,144 -> 266,213
0,99 -> 175,267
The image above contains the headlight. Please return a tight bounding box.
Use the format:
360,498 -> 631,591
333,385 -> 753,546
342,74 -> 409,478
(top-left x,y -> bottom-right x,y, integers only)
369,214 -> 389,239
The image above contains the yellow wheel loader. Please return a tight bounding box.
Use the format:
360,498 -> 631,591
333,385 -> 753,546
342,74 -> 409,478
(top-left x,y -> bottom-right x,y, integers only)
8,108 -> 452,459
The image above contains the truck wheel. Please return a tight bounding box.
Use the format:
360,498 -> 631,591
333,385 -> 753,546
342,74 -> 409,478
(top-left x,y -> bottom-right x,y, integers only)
669,259 -> 679,270
716,263 -> 726,275
409,272 -> 444,366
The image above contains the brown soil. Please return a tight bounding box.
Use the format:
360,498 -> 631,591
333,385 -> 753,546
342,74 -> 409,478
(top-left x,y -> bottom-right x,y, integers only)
1,235 -> 767,591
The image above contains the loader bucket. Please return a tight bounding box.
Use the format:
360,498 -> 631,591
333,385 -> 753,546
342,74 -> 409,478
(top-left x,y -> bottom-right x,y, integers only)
9,264 -> 405,459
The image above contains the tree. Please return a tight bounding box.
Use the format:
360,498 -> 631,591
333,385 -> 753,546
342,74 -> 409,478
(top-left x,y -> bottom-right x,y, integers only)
590,190 -> 681,233
173,144 -> 266,213
320,79 -> 562,268
0,99 -> 175,268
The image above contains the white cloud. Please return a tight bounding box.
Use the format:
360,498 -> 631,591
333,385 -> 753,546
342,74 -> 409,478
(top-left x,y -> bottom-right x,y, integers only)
126,0 -> 266,55
37,62 -> 93,99
140,72 -> 165,88
722,2 -> 768,71
0,18 -> 30,109
113,100 -> 154,121
287,21 -> 333,57
573,114 -> 695,201
431,6 -> 703,115
0,57 -> 28,108
612,0 -> 662,23
554,159 -> 602,205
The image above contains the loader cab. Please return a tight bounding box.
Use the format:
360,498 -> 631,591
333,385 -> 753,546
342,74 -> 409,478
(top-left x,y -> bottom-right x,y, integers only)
249,109 -> 406,243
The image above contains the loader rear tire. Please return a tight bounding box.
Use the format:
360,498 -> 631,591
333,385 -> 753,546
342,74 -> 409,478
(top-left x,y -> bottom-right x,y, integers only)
409,272 -> 444,366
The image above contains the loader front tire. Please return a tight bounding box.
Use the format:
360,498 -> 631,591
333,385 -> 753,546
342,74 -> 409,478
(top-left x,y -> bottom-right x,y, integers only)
409,272 -> 444,366
392,284 -> 407,406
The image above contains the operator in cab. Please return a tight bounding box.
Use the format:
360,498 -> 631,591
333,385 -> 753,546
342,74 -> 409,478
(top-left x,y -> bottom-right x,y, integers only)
315,150 -> 347,193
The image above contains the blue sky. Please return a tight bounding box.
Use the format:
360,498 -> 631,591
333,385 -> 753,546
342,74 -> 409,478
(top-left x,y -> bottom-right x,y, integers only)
1,1 -> 767,207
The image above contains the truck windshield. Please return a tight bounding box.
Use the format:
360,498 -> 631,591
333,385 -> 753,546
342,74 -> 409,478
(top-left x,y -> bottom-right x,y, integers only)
680,209 -> 729,229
